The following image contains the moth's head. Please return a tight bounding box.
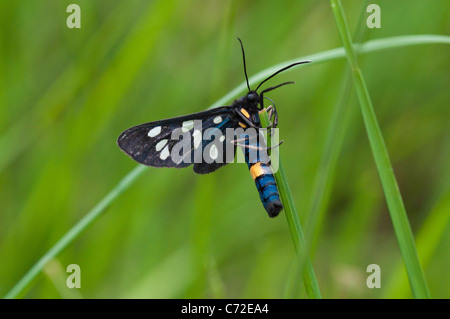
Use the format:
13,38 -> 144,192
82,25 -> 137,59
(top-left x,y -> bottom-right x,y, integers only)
245,90 -> 262,109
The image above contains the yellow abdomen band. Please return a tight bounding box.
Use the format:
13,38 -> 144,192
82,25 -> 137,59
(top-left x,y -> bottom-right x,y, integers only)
250,162 -> 272,180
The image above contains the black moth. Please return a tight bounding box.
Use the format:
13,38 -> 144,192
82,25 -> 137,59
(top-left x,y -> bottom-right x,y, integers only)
117,38 -> 310,217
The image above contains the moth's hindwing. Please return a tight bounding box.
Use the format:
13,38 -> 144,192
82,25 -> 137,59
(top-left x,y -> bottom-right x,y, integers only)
117,106 -> 236,174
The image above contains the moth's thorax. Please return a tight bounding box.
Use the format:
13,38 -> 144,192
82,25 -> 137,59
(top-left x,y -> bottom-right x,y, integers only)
241,106 -> 260,125
231,104 -> 261,129
232,91 -> 261,119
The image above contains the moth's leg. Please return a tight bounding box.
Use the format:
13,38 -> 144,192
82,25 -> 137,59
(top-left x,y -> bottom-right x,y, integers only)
266,105 -> 274,121
260,105 -> 278,131
232,135 -> 258,143
267,105 -> 278,128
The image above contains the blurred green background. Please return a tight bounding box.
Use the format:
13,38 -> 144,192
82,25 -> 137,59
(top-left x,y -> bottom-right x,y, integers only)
0,0 -> 449,298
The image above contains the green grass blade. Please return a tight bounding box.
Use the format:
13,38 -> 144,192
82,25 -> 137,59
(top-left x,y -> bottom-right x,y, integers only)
384,191 -> 450,298
4,165 -> 147,299
304,0 -> 369,254
304,68 -> 353,253
259,109 -> 322,299
329,0 -> 431,298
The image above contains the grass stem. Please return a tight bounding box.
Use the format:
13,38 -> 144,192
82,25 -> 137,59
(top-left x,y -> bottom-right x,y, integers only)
4,165 -> 147,299
260,109 -> 322,299
329,0 -> 431,298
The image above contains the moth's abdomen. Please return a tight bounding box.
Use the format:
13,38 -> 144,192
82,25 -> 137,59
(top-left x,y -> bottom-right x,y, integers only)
238,128 -> 283,218
249,162 -> 283,217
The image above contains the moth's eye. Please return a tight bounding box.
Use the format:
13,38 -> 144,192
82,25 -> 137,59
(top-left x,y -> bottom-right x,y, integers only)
247,93 -> 256,101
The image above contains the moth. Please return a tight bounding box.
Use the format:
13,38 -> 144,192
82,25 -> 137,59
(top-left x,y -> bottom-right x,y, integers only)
117,38 -> 310,217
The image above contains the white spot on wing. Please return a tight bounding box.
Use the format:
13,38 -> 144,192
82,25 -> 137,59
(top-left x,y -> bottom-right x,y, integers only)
219,135 -> 225,142
160,145 -> 170,160
155,139 -> 168,151
182,120 -> 194,132
210,144 -> 218,160
148,126 -> 161,137
193,130 -> 202,149
213,116 -> 222,124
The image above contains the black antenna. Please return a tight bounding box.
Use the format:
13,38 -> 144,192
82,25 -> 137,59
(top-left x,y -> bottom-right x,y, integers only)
255,60 -> 311,92
260,81 -> 295,95
237,37 -> 251,92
